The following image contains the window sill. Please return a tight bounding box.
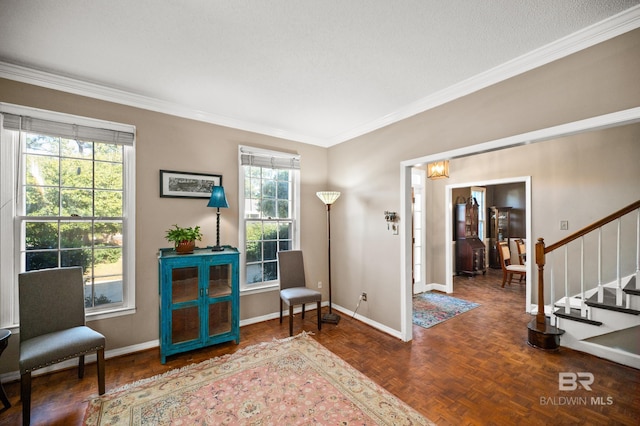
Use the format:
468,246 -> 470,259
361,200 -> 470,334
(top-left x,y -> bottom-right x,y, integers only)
86,306 -> 137,322
240,283 -> 279,296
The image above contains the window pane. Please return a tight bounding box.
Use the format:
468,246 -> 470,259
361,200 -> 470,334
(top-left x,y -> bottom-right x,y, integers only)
278,223 -> 290,239
263,261 -> 277,282
263,222 -> 277,240
277,181 -> 289,199
94,221 -> 123,247
25,222 -> 58,250
276,170 -> 289,181
86,275 -> 123,307
25,134 -> 59,155
264,240 -> 277,261
60,222 -> 92,248
262,180 -> 275,198
278,240 -> 291,251
246,241 -> 262,263
95,162 -> 123,189
261,199 -> 276,218
94,247 -> 122,275
61,158 -> 93,188
95,190 -> 123,216
61,139 -> 93,159
26,186 -> 60,216
277,200 -> 289,218
94,143 -> 122,162
246,221 -> 263,240
25,155 -> 59,186
26,251 -> 58,271
61,248 -> 92,269
246,263 -> 262,284
61,188 -> 93,216
261,168 -> 275,180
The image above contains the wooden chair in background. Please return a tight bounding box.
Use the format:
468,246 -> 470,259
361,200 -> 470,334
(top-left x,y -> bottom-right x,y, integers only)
497,241 -> 526,287
515,238 -> 526,265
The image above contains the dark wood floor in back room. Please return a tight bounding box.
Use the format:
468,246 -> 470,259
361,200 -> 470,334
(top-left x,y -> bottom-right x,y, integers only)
1,268 -> 638,425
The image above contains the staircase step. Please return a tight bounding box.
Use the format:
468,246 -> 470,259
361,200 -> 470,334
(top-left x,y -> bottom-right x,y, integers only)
553,308 -> 603,326
623,276 -> 640,296
586,287 -> 640,315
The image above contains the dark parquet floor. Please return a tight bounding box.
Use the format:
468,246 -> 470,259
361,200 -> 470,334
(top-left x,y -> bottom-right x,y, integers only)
0,268 -> 638,425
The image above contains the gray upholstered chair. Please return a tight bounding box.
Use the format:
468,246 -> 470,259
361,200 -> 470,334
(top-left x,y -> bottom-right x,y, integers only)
277,251 -> 322,336
18,267 -> 106,425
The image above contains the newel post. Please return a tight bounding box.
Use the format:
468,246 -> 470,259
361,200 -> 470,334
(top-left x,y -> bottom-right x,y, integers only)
535,238 -> 546,328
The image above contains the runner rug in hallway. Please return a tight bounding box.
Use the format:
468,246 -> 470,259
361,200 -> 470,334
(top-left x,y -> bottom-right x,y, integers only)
413,291 -> 480,329
84,332 -> 433,425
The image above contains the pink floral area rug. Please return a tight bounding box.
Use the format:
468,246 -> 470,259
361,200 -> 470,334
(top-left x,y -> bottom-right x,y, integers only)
84,332 -> 433,425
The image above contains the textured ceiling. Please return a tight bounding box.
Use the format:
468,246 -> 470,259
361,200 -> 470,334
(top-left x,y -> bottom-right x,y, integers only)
1,1 -> 639,146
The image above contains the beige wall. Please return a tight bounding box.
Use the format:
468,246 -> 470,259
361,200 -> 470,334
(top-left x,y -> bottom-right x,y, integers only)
0,79 -> 330,372
1,27 -> 639,372
326,28 -> 640,329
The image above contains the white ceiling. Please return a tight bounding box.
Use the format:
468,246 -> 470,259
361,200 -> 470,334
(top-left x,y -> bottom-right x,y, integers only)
1,1 -> 639,147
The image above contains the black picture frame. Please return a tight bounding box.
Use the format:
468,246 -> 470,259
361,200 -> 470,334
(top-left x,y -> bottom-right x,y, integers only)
159,170 -> 222,199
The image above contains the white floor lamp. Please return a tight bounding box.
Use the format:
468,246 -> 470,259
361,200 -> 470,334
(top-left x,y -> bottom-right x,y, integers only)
317,191 -> 341,324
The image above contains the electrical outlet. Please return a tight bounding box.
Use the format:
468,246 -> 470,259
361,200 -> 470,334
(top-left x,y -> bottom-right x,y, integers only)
361,292 -> 367,301
317,281 -> 322,289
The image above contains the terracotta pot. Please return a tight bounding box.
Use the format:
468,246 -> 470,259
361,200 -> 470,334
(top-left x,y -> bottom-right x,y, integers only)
175,240 -> 195,254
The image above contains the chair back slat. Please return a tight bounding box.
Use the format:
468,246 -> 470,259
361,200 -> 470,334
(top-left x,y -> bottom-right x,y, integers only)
18,267 -> 86,342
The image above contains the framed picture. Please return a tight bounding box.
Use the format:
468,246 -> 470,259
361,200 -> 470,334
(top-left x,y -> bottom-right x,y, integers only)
159,170 -> 222,199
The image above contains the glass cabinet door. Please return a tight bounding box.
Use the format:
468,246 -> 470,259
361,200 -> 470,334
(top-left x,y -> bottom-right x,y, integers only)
207,263 -> 232,338
170,266 -> 200,345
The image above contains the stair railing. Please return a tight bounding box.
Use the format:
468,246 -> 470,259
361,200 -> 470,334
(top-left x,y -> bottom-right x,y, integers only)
535,200 -> 640,328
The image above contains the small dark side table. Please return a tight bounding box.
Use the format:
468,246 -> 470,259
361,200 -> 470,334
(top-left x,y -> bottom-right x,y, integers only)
0,329 -> 11,409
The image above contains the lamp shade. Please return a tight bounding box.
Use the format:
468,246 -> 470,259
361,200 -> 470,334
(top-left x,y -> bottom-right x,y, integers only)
207,186 -> 229,208
316,191 -> 341,205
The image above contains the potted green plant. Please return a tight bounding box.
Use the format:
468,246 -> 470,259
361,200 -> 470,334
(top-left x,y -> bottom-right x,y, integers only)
165,224 -> 203,254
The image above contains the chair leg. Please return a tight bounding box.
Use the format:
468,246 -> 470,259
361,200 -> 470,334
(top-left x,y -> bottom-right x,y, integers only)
20,372 -> 31,426
0,378 -> 10,409
279,298 -> 283,323
301,304 -> 305,319
317,301 -> 322,331
78,354 -> 85,379
501,270 -> 507,287
97,348 -> 105,395
289,304 -> 294,336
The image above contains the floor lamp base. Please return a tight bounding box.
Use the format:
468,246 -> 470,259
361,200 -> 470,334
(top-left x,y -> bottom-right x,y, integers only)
322,312 -> 341,324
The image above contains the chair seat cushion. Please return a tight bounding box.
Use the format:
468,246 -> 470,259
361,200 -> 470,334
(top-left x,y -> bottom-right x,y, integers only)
506,264 -> 526,273
19,326 -> 105,373
280,287 -> 321,306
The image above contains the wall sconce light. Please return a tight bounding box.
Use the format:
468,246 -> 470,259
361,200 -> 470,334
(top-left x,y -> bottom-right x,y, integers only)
427,160 -> 449,179
384,211 -> 399,234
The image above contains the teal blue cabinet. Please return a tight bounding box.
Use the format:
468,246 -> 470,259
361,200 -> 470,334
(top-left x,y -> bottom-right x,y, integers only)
158,247 -> 239,363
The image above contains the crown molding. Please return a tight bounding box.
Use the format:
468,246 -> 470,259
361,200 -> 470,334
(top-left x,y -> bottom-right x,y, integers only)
1,5 -> 639,148
328,5 -> 640,146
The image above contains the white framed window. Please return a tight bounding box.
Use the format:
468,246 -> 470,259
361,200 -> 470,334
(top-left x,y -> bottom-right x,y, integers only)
471,186 -> 486,243
238,146 -> 300,292
0,104 -> 136,327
